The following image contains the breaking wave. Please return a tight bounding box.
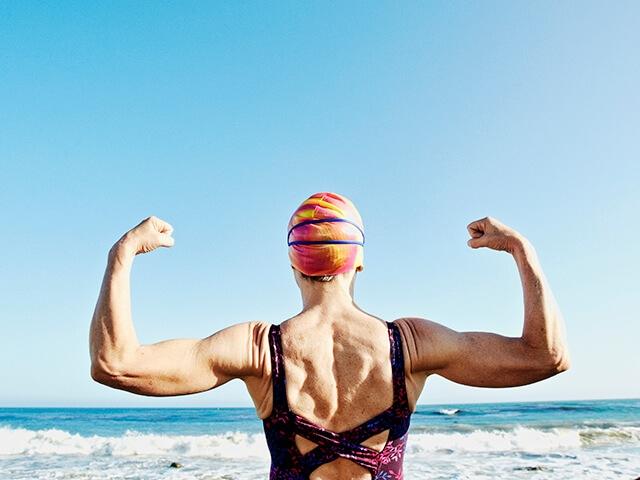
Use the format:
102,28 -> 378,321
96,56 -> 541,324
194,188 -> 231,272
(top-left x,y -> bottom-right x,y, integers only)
2,424 -> 638,458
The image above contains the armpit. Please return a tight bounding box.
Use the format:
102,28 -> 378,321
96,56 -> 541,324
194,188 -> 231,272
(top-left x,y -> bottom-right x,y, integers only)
393,318 -> 419,375
241,321 -> 273,419
391,318 -> 430,412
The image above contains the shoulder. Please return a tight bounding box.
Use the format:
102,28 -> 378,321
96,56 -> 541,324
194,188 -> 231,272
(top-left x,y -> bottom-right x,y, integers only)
393,317 -> 454,344
202,321 -> 273,378
392,317 -> 454,375
206,320 -> 272,346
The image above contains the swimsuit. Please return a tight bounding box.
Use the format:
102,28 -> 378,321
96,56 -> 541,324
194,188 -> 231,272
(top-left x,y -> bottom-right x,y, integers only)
262,321 -> 412,479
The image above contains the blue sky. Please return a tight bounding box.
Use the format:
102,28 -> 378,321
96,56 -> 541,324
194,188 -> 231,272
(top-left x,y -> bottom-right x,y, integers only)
0,2 -> 638,407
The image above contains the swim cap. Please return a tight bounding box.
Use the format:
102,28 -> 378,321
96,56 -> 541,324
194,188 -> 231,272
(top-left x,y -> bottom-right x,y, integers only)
287,192 -> 365,276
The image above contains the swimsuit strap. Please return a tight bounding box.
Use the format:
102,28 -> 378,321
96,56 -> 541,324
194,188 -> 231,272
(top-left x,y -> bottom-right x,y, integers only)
268,324 -> 290,412
264,322 -> 412,479
386,321 -> 410,413
268,322 -> 408,414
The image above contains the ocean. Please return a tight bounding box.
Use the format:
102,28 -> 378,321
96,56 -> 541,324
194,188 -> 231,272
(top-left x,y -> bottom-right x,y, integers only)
0,399 -> 638,479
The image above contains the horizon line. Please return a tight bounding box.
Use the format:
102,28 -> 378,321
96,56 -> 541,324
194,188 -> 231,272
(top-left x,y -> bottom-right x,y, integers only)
1,396 -> 638,409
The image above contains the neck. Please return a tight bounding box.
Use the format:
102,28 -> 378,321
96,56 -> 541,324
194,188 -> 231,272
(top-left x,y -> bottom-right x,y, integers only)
301,286 -> 354,311
297,271 -> 357,312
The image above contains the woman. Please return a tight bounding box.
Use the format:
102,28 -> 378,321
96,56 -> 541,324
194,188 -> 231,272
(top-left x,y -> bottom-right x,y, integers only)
90,192 -> 569,479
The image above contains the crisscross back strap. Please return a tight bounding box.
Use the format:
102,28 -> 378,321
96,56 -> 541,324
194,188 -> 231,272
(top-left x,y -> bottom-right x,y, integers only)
268,324 -> 290,411
301,444 -> 379,477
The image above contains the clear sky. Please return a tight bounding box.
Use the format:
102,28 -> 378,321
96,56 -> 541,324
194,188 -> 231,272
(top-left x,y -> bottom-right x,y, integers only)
1,2 -> 638,407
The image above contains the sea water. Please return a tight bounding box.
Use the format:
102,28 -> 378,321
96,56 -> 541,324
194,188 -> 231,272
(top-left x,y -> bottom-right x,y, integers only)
0,399 -> 638,479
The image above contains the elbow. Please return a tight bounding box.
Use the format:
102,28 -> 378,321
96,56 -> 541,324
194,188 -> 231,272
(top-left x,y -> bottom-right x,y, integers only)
90,347 -> 139,387
555,353 -> 571,373
91,369 -> 106,386
521,336 -> 571,377
542,349 -> 571,376
90,360 -> 126,387
522,340 -> 571,378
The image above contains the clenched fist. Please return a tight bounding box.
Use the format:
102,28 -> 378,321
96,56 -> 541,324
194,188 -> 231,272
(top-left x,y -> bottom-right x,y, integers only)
112,216 -> 175,257
466,217 -> 526,254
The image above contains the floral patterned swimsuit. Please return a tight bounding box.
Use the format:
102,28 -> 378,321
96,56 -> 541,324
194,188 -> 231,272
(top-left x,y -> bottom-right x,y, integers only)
262,321 -> 412,479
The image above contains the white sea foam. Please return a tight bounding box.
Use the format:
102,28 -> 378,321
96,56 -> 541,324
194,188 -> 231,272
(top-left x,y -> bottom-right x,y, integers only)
407,425 -> 640,455
0,427 -> 270,458
437,408 -> 460,416
1,425 -> 639,458
408,426 -> 580,454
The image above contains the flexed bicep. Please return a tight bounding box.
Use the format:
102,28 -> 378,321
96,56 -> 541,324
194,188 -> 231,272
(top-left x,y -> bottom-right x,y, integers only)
396,317 -> 566,388
92,321 -> 269,396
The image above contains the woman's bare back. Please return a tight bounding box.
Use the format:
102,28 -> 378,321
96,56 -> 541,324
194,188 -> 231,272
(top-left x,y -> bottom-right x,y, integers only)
247,310 -> 426,479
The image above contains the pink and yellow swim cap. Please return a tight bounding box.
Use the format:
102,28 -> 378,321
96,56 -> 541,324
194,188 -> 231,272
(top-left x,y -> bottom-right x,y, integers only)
287,192 -> 365,276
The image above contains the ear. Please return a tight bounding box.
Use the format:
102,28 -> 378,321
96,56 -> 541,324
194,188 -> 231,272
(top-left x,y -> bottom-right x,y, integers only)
291,266 -> 303,281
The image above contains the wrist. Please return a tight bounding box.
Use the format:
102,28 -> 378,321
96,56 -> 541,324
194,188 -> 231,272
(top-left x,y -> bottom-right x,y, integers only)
108,236 -> 136,267
510,235 -> 535,259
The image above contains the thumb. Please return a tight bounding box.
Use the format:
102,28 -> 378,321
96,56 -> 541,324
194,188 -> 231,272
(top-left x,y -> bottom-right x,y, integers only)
467,236 -> 487,249
159,234 -> 175,248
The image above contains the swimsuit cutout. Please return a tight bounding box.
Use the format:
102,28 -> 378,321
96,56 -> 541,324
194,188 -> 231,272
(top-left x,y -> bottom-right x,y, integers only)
262,321 -> 412,479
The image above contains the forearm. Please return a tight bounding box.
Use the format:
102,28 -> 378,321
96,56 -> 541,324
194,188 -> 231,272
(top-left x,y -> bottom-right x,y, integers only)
90,242 -> 140,374
512,239 -> 569,367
